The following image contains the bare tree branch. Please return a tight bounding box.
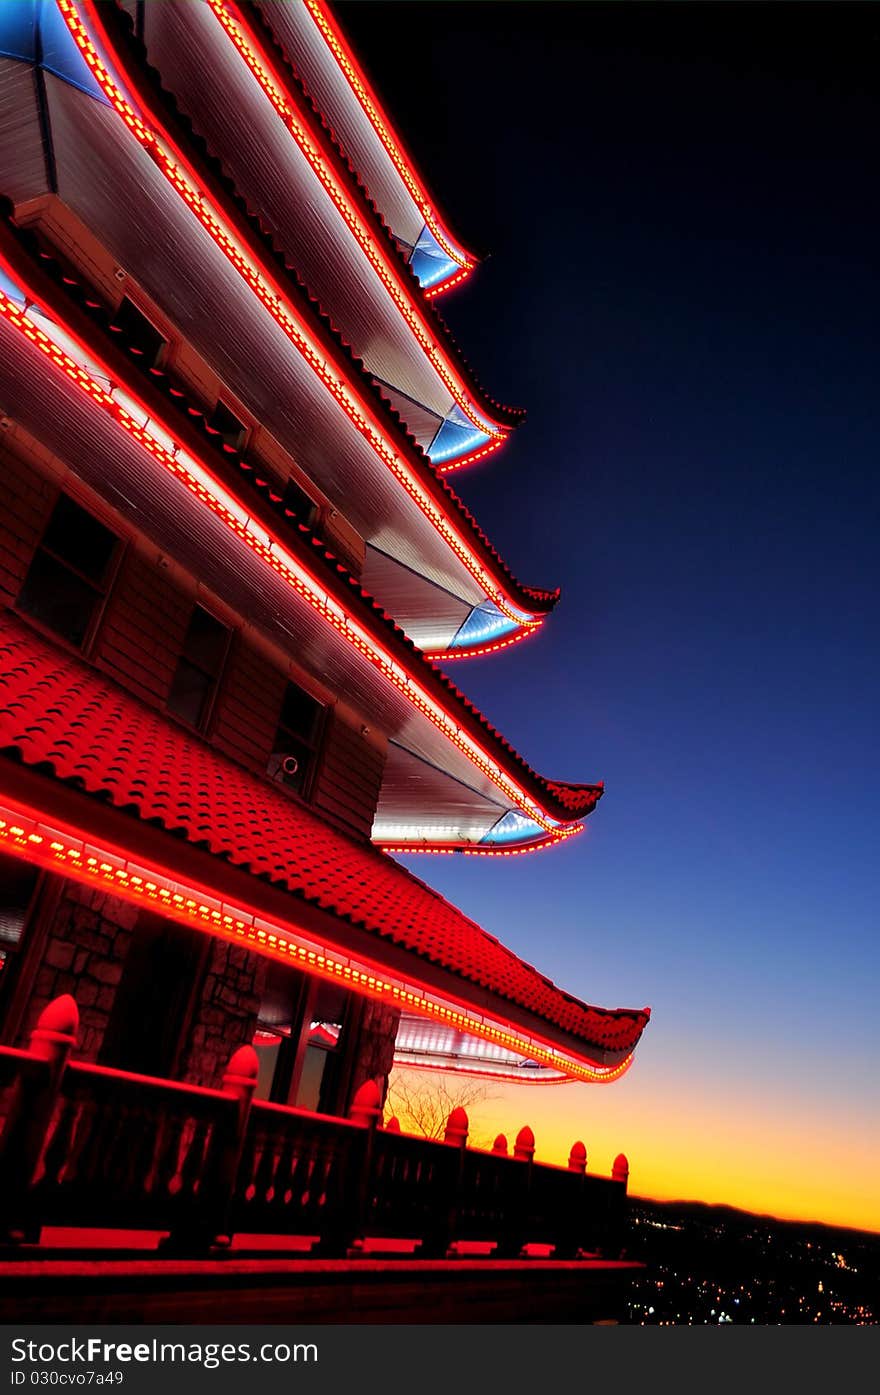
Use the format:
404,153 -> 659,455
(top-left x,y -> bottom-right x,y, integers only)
384,1069 -> 499,1147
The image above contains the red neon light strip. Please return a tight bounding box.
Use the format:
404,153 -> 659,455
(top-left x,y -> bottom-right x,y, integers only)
206,0 -> 503,441
0,282 -> 571,839
435,435 -> 505,476
424,267 -> 472,301
0,800 -> 633,1085
302,0 -> 476,283
431,626 -> 538,663
59,0 -> 537,632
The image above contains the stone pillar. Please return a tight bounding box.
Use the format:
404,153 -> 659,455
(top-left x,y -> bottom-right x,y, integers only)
178,941 -> 268,1088
346,999 -> 401,1108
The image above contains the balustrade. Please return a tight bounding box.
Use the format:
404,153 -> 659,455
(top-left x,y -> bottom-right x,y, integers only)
0,995 -> 629,1258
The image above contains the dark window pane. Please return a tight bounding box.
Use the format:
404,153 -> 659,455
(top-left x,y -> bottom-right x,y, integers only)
279,682 -> 322,742
312,981 -> 348,1029
0,852 -> 39,946
110,296 -> 166,367
182,605 -> 229,675
166,658 -> 214,728
268,682 -> 323,794
254,1033 -> 283,1101
42,494 -> 117,583
295,1044 -> 330,1113
99,914 -> 204,1077
17,550 -> 101,647
282,477 -> 318,529
208,400 -> 246,450
255,963 -> 310,1104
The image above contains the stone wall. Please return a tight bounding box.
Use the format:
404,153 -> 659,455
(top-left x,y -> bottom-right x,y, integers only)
178,941 -> 268,1088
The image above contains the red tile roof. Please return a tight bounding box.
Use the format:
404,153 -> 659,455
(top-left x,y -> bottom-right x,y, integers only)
0,613 -> 649,1058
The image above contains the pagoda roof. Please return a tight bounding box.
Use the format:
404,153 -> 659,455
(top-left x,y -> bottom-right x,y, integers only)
0,255 -> 598,850
0,612 -> 650,1080
106,0 -> 519,468
254,0 -> 478,297
1,5 -> 550,653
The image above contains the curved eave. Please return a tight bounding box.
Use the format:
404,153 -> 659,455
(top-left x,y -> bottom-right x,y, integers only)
393,1014 -> 585,1083
0,790 -> 645,1085
270,0 -> 478,296
57,0 -> 549,638
196,0 -> 521,434
377,826 -> 592,860
0,258 -> 591,846
0,629 -> 651,1082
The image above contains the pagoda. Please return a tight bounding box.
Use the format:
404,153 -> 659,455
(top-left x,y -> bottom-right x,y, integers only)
0,0 -> 649,1124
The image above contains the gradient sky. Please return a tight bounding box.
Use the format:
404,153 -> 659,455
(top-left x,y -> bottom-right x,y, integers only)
336,2 -> 880,1233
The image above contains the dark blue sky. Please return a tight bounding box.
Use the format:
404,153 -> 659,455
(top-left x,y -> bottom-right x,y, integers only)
338,2 -> 880,1225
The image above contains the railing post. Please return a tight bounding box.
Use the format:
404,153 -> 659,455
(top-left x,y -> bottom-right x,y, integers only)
384,1115 -> 401,1133
315,1078 -> 382,1258
609,1152 -> 630,1257
444,1105 -> 469,1148
557,1140 -> 588,1258
568,1140 -> 587,1174
160,1044 -> 258,1255
492,1133 -> 508,1155
513,1124 -> 535,1163
212,1045 -> 259,1246
0,994 -> 79,1244
418,1106 -> 468,1258
497,1124 -> 534,1259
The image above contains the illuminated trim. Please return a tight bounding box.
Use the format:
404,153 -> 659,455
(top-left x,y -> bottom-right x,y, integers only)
390,1058 -> 573,1086
424,267 -> 472,300
205,1 -> 507,443
435,435 -> 505,475
58,0 -> 541,633
0,800 -> 635,1085
302,0 -> 476,286
0,279 -> 576,840
379,827 -> 583,858
432,626 -> 537,663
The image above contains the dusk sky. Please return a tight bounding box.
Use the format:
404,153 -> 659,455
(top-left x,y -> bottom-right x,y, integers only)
339,1 -> 880,1232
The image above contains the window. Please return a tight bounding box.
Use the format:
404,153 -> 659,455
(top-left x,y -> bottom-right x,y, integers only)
0,851 -> 41,1034
17,493 -> 119,648
282,476 -> 319,530
267,680 -> 324,796
253,963 -> 352,1113
109,296 -> 167,367
166,604 -> 230,730
296,980 -> 351,1114
207,400 -> 247,452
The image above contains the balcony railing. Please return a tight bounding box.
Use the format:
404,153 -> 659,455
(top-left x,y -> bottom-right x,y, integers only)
0,995 -> 630,1258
